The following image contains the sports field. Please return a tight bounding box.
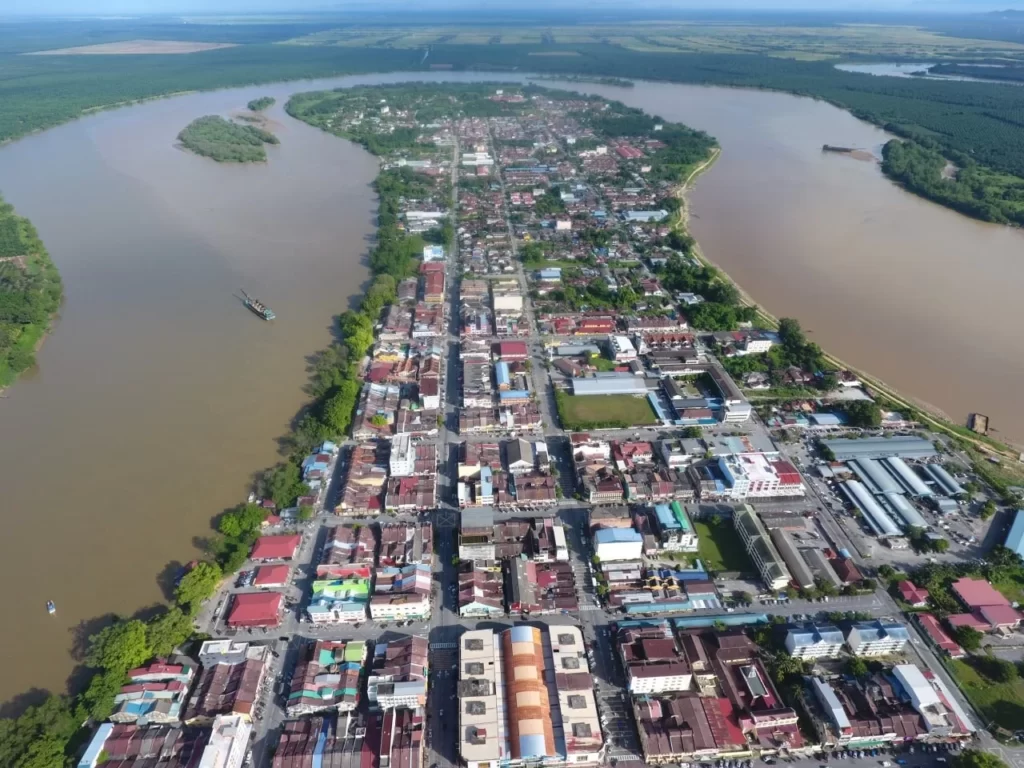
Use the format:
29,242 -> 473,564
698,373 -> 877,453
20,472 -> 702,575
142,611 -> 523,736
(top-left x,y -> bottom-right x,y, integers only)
694,520 -> 753,574
556,393 -> 657,430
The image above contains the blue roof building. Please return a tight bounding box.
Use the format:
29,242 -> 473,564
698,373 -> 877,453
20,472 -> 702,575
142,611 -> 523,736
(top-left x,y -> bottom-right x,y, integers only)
495,361 -> 511,388
1006,510 -> 1024,558
499,389 -> 531,402
538,267 -> 562,281
846,620 -> 910,657
784,624 -> 845,659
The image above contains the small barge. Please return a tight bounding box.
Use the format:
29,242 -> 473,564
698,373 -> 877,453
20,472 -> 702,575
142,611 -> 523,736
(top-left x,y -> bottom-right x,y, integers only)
241,290 -> 275,321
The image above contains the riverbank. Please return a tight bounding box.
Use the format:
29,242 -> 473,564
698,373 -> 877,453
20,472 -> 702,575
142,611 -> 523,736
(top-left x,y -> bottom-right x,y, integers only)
0,197 -> 62,389
674,149 -> 1024,461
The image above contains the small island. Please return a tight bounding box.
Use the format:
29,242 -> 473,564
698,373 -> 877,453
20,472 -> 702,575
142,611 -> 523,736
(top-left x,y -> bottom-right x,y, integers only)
177,115 -> 279,163
247,96 -> 275,112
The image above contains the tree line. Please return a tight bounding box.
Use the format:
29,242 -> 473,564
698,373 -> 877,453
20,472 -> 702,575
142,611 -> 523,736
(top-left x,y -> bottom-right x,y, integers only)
0,198 -> 62,388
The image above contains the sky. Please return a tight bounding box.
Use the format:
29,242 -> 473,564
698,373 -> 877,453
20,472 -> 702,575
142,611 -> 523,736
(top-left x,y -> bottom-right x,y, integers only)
2,0 -> 1019,15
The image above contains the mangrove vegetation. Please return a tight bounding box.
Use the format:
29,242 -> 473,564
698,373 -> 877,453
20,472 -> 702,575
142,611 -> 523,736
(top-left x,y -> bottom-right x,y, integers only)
178,115 -> 279,162
246,95 -> 275,111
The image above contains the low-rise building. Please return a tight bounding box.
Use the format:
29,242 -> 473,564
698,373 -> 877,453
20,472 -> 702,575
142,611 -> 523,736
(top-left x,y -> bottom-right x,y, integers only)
367,635 -> 428,710
307,577 -> 370,624
645,501 -> 699,552
185,640 -> 269,723
594,527 -> 644,562
733,505 -> 791,591
287,640 -> 367,716
845,620 -> 910,657
619,625 -> 693,694
784,624 -> 844,660
110,661 -> 195,725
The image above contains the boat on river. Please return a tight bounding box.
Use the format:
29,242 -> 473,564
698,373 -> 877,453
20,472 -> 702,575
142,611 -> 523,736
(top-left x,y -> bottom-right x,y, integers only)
46,600 -> 55,615
241,290 -> 275,321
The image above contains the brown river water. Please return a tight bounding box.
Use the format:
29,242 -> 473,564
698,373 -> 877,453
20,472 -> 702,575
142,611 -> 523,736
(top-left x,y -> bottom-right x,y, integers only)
0,72 -> 1022,704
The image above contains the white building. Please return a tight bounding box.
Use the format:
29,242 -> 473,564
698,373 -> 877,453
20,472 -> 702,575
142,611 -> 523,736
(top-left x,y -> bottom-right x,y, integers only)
461,152 -> 494,166
594,527 -> 644,562
389,434 -> 416,477
714,453 -> 805,500
550,627 -> 605,765
369,593 -> 430,621
784,625 -> 845,660
845,621 -> 910,657
492,294 -> 523,312
197,714 -> 252,768
459,630 -> 504,768
734,505 -> 791,591
893,664 -> 976,738
609,335 -> 638,362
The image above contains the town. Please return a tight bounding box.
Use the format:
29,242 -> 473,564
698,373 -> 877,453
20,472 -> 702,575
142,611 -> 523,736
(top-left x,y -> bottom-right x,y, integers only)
76,84 -> 1024,768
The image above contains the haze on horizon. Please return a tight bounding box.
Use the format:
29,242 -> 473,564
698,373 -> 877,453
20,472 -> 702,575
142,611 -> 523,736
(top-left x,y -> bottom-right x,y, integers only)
5,0 -> 1024,16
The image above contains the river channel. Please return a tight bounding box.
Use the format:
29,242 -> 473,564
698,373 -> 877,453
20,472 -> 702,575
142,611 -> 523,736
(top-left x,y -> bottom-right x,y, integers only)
1,71 -> 1023,704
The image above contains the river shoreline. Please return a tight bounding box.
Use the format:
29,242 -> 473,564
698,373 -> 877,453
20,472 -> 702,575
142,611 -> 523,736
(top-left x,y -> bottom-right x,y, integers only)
675,148 -> 1020,457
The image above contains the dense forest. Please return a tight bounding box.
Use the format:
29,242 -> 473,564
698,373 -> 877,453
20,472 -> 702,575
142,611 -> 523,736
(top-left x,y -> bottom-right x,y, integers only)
882,139 -> 1024,226
177,115 -> 279,162
246,95 -> 275,111
0,197 -> 62,387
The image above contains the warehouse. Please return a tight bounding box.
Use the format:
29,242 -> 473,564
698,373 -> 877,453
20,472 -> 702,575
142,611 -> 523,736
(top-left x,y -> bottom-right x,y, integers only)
822,437 -> 937,461
841,480 -> 901,537
882,492 -> 929,531
769,528 -> 815,589
882,457 -> 934,498
922,464 -> 966,497
571,375 -> 649,396
850,459 -> 903,496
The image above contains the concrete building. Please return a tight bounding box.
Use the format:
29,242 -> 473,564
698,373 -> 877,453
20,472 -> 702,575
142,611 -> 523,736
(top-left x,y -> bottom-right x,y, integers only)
549,626 -> 604,765
389,433 -> 417,477
784,624 -> 844,659
733,505 -> 791,591
286,640 -> 367,716
367,635 -> 428,710
769,528 -> 815,589
609,335 -> 638,361
459,629 -> 506,768
619,624 -> 693,694
845,620 -> 910,657
186,641 -> 270,724
649,501 -> 699,552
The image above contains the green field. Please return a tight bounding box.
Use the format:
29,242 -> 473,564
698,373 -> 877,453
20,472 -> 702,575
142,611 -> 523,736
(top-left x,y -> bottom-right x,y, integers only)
555,392 -> 658,430
950,658 -> 1024,732
694,520 -> 753,574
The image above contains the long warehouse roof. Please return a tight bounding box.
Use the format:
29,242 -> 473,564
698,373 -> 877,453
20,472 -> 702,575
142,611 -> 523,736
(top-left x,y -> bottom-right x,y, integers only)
842,480 -> 901,536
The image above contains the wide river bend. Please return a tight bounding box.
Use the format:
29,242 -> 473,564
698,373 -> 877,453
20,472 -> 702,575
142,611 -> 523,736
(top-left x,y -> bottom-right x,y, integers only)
0,72 -> 1022,704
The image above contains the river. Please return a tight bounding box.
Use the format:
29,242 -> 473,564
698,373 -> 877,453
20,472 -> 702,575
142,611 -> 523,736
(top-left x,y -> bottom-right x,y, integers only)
1,71 -> 1023,705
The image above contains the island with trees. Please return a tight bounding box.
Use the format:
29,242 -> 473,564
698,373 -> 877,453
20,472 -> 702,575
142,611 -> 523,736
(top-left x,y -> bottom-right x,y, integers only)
246,95 -> 275,111
0,196 -> 62,388
177,115 -> 279,163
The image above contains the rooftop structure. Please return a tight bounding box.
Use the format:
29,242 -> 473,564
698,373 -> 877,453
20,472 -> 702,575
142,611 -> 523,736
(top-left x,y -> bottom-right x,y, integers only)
570,375 -> 649,397
110,661 -> 195,725
458,629 -> 505,768
845,621 -> 910,657
76,723 -> 213,768
549,626 -> 604,764
784,624 -> 844,660
250,533 -> 301,561
618,624 -> 693,694
1006,509 -> 1024,559
287,640 -> 368,716
733,505 -> 790,591
501,626 -> 556,763
892,664 -> 975,737
185,640 -> 269,723
317,524 -> 375,577
594,527 -> 644,562
225,592 -> 282,628
367,635 -> 429,710
822,437 -> 938,461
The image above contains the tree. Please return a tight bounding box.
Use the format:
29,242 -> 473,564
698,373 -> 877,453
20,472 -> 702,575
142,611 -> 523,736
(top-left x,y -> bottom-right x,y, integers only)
952,625 -> 983,652
297,505 -> 314,521
86,619 -> 152,673
217,502 -> 267,539
262,462 -> 307,509
682,426 -> 703,439
980,500 -> 997,521
734,591 -> 753,606
146,607 -> 194,658
846,657 -> 868,678
80,669 -> 124,721
952,749 -> 1009,768
174,561 -> 222,613
877,564 -> 896,582
860,578 -> 877,591
370,414 -> 389,427
844,400 -> 882,428
933,538 -> 950,553
777,317 -> 806,349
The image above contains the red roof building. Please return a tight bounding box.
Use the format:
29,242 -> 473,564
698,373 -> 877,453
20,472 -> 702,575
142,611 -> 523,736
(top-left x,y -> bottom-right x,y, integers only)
227,592 -> 283,628
253,564 -> 291,588
897,580 -> 930,607
496,341 -> 528,361
419,262 -> 445,274
830,557 -> 862,585
979,604 -> 1022,629
769,460 -> 802,487
951,577 -> 1010,609
916,613 -> 964,658
250,534 -> 301,561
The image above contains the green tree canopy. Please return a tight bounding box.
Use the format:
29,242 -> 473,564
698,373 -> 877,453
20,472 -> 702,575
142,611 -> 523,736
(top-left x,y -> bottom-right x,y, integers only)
953,750 -> 1009,768
86,619 -> 152,673
952,625 -> 983,652
80,669 -> 124,722
174,561 -> 222,613
146,607 -> 194,658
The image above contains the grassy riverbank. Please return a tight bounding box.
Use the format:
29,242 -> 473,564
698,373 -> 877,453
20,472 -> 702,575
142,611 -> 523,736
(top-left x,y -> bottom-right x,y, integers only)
178,115 -> 279,162
0,197 -> 62,388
